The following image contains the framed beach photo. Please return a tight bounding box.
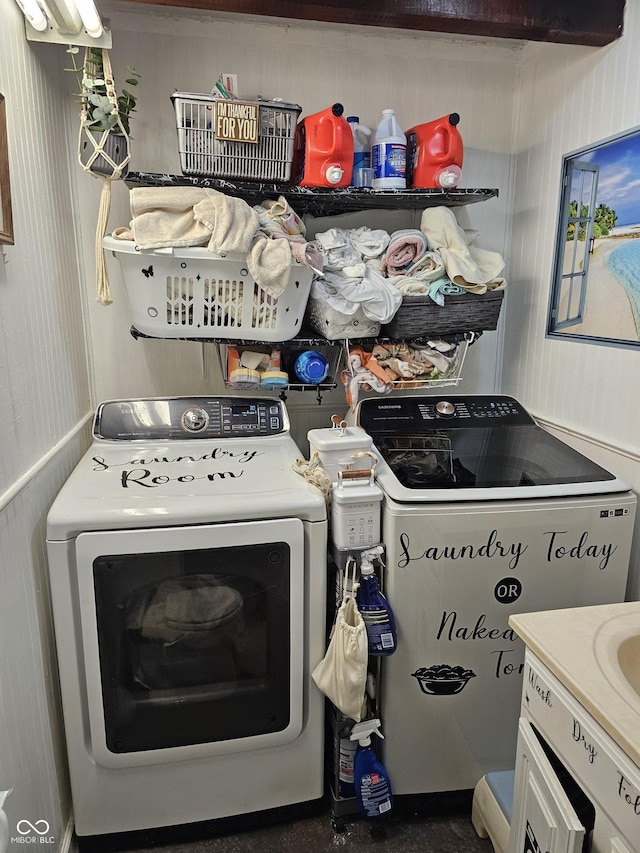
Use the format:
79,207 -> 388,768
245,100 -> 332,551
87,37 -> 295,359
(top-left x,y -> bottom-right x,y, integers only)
547,126 -> 640,349
0,93 -> 14,245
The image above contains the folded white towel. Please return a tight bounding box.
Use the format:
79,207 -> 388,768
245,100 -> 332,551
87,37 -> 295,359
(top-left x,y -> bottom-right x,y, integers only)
420,207 -> 506,293
130,186 -> 261,254
129,187 -> 294,299
390,251 -> 446,293
130,186 -> 212,249
194,189 -> 259,254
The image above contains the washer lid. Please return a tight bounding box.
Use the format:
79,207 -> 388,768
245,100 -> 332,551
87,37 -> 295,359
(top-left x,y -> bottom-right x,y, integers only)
355,395 -> 632,502
46,432 -> 326,539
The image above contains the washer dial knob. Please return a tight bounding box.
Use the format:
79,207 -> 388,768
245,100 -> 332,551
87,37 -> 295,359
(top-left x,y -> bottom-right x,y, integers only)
435,400 -> 456,418
181,407 -> 209,432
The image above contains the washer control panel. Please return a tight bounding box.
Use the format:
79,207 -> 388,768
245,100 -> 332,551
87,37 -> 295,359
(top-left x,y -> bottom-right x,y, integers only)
95,397 -> 287,440
357,395 -> 535,433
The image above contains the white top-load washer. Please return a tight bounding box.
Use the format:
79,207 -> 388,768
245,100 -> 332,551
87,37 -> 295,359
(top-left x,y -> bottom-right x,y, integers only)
351,394 -> 636,797
46,397 -> 327,838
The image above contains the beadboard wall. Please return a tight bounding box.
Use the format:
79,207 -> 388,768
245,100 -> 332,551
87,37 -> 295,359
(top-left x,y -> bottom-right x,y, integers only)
506,3 -> 640,598
0,0 -> 92,843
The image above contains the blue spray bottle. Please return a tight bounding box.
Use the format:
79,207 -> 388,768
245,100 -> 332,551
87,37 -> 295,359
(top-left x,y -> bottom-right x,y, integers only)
350,718 -> 393,818
356,547 -> 397,655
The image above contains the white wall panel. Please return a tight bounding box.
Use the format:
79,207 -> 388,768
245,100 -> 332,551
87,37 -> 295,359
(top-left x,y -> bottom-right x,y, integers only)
0,422 -> 89,848
0,18 -> 91,485
0,0 -> 92,840
507,8 -> 640,596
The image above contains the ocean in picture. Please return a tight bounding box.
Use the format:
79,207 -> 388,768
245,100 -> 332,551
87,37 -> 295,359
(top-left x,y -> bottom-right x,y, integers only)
604,239 -> 640,337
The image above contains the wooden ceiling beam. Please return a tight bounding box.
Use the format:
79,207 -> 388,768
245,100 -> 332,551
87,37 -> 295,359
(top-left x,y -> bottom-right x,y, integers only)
115,0 -> 626,47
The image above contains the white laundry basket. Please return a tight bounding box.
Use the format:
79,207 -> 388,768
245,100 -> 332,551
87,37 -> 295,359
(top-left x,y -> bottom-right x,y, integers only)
103,236 -> 312,341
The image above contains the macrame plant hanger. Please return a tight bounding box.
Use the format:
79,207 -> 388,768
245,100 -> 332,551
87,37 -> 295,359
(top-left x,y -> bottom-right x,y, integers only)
78,47 -> 131,306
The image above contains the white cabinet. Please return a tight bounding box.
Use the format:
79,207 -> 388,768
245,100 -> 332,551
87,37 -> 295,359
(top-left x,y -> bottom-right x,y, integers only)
509,650 -> 640,853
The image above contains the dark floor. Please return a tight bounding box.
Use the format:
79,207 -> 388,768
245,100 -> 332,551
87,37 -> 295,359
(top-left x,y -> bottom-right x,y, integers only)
78,793 -> 493,853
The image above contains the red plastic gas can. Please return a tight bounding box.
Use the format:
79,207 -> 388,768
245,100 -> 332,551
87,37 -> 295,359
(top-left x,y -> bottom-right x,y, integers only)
292,103 -> 354,188
405,113 -> 464,189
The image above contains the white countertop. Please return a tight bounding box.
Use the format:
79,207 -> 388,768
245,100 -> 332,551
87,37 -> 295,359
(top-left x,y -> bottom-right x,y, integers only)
509,601 -> 640,768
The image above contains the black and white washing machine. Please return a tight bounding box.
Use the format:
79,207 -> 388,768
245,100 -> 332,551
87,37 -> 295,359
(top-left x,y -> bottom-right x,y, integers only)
46,397 -> 327,838
351,394 -> 636,796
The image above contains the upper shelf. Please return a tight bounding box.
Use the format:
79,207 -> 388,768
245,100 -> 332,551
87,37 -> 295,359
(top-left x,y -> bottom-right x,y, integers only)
114,0 -> 625,47
125,172 -> 498,217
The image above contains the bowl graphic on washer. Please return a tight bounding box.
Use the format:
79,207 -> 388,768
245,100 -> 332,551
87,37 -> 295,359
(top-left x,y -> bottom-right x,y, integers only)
412,664 -> 476,695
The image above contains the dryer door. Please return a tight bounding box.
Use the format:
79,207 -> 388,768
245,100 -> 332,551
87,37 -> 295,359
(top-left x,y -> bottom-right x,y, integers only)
74,518 -> 305,768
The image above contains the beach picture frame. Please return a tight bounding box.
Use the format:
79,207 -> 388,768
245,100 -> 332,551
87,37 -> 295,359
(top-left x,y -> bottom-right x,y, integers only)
0,93 -> 13,245
547,125 -> 640,349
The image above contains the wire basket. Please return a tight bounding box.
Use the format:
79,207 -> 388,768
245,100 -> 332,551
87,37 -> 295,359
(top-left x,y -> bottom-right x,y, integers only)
104,237 -> 312,341
171,92 -> 301,182
347,338 -> 468,393
218,343 -> 342,392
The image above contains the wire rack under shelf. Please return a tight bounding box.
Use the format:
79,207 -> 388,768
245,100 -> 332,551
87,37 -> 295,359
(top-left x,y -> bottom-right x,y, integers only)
216,341 -> 344,396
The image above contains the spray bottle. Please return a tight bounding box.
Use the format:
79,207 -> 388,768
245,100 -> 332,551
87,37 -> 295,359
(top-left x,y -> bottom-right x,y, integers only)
356,546 -> 397,655
350,718 -> 393,818
337,672 -> 377,799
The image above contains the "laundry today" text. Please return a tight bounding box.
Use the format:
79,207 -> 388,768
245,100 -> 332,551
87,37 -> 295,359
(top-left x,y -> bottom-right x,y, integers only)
397,528 -> 617,571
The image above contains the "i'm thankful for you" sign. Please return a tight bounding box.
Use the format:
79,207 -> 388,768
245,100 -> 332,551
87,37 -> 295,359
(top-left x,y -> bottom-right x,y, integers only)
215,100 -> 259,143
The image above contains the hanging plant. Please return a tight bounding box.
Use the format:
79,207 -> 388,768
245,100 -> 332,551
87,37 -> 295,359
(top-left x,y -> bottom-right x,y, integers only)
65,46 -> 141,305
66,45 -> 140,137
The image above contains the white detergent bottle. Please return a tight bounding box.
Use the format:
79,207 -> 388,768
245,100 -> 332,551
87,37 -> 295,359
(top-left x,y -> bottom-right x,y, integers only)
371,109 -> 406,189
350,719 -> 393,818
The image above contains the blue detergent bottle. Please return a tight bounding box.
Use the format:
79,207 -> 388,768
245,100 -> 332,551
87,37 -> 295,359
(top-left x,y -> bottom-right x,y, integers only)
350,718 -> 393,818
294,350 -> 330,384
356,548 -> 397,656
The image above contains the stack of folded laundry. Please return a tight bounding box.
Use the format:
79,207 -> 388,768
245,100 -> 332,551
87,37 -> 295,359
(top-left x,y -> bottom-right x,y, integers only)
379,207 -> 506,304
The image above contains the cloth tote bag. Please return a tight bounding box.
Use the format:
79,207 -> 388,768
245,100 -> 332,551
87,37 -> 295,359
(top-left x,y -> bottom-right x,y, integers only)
311,559 -> 368,721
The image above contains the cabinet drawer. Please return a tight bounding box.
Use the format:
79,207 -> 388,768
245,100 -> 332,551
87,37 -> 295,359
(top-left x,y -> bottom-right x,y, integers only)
510,717 -> 586,853
521,651 -> 640,847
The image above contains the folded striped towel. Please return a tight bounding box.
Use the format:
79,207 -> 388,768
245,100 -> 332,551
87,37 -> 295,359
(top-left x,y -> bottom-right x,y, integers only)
381,229 -> 429,276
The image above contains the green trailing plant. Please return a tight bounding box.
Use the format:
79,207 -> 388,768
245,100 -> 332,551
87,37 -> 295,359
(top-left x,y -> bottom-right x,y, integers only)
66,45 -> 140,137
